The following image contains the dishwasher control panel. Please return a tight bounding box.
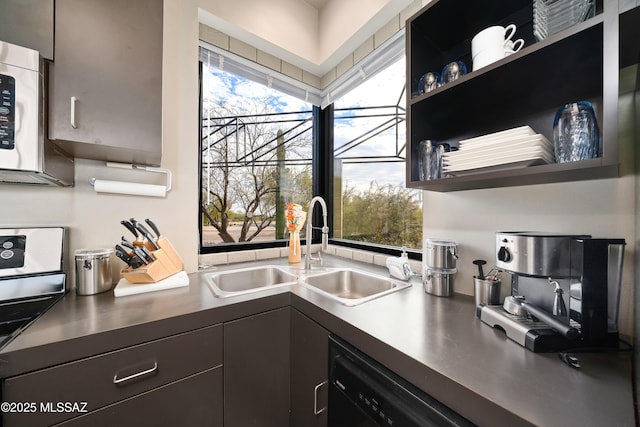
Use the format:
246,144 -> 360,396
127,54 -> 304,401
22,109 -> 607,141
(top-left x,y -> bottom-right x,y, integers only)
328,336 -> 473,427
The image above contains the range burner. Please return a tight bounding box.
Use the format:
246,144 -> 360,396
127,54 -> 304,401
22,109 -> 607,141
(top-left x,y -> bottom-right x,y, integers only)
0,293 -> 64,350
0,228 -> 68,351
0,273 -> 66,351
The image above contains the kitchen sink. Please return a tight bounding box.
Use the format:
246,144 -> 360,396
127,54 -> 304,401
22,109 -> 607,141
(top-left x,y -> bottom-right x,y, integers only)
300,268 -> 411,306
205,266 -> 298,298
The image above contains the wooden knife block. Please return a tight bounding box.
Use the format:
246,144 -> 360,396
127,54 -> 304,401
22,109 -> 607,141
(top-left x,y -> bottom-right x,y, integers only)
120,237 -> 184,284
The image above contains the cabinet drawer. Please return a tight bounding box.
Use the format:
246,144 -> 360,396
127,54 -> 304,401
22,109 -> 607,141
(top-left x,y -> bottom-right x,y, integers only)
2,324 -> 222,426
58,366 -> 223,427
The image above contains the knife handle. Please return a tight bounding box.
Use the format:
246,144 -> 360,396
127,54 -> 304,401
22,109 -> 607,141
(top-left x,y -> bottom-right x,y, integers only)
115,245 -> 133,267
140,245 -> 156,262
134,222 -> 160,250
120,220 -> 138,238
145,218 -> 161,239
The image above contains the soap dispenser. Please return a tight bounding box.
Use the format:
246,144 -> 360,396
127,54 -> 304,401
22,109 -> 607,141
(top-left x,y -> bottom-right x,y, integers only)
386,247 -> 413,281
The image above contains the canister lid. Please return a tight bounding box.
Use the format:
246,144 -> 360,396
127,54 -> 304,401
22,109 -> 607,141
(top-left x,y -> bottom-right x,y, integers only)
74,248 -> 114,259
425,238 -> 457,246
424,266 -> 458,274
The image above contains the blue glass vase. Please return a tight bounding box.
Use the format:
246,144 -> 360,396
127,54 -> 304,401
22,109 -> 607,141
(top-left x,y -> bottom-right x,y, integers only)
552,101 -> 599,163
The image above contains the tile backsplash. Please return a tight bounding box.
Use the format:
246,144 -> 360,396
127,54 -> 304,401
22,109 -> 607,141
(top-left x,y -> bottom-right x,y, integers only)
198,245 -> 422,277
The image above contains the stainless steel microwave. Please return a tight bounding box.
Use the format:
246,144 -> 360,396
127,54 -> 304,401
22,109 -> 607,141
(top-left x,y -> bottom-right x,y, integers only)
0,40 -> 73,186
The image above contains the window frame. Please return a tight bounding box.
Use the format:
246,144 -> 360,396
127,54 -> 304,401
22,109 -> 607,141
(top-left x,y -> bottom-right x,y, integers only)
198,34 -> 421,261
198,63 -> 319,253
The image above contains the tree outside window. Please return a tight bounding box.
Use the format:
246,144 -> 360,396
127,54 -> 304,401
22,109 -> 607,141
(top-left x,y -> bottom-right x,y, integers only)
200,65 -> 313,247
333,57 -> 422,249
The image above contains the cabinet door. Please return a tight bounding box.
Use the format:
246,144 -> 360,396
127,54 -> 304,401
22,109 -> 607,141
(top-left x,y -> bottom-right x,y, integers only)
0,0 -> 54,59
224,307 -> 291,427
49,0 -> 162,165
58,366 -> 223,427
290,309 -> 329,427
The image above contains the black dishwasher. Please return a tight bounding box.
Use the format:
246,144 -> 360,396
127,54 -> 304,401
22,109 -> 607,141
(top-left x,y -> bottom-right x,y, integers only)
328,336 -> 474,427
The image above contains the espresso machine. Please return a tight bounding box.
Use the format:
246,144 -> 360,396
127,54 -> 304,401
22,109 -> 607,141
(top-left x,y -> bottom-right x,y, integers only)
478,232 -> 625,352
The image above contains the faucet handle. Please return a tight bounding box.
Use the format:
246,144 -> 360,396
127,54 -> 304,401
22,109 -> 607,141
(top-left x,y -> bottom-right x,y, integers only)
321,229 -> 329,251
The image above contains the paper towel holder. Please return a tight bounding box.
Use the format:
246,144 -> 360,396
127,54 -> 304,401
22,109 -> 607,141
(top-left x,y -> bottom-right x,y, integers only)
89,162 -> 172,197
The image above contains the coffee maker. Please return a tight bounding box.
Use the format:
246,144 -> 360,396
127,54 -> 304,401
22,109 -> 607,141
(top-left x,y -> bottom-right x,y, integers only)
477,232 -> 625,352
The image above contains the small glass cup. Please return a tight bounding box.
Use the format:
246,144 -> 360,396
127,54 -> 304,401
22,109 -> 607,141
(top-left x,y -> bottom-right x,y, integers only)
417,71 -> 439,95
439,61 -> 467,85
418,141 -> 450,180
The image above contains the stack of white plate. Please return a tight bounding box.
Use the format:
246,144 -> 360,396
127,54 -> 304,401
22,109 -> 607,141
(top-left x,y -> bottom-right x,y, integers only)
533,0 -> 595,41
442,126 -> 555,176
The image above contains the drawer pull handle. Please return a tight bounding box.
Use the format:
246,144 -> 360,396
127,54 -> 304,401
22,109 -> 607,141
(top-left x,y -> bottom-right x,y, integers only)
113,362 -> 158,385
70,96 -> 78,129
313,380 -> 328,415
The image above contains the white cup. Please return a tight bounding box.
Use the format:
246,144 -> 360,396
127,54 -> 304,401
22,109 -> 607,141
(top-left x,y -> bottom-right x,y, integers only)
472,38 -> 525,71
473,47 -> 507,70
504,38 -> 524,55
471,24 -> 517,58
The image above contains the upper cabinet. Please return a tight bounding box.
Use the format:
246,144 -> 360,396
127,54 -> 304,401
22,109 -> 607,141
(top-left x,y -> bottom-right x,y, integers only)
0,0 -> 54,60
49,0 -> 163,166
405,0 -> 634,192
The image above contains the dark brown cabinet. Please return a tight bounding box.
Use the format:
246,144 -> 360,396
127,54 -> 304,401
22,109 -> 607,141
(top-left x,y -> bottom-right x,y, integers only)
223,307 -> 291,427
0,0 -> 54,59
405,0 -> 629,191
290,308 -> 329,427
2,325 -> 223,426
224,307 -> 330,427
49,0 -> 163,166
58,367 -> 223,426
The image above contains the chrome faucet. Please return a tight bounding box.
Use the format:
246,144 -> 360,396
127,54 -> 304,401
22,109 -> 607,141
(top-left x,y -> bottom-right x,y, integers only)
305,196 -> 329,269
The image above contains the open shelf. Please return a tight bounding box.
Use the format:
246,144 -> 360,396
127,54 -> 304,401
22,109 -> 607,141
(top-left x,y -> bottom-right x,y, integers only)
406,0 -> 622,192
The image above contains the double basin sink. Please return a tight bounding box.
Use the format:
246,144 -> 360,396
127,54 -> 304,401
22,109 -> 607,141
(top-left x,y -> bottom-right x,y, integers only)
204,265 -> 411,306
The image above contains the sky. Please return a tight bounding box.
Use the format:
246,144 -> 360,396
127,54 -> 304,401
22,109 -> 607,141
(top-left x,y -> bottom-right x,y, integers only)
202,55 -> 408,193
334,57 -> 407,191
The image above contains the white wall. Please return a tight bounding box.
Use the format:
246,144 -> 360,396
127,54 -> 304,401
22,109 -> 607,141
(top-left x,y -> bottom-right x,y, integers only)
318,0 -> 391,62
199,0 -> 319,66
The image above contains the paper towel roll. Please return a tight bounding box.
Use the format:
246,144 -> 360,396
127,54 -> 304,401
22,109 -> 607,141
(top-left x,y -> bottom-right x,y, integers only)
92,179 -> 167,197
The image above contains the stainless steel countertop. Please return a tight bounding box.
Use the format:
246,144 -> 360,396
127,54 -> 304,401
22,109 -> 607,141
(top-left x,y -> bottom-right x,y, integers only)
0,255 -> 634,426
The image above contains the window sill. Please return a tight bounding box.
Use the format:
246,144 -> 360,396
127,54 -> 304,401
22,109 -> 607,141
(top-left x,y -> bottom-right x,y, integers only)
198,242 -> 422,272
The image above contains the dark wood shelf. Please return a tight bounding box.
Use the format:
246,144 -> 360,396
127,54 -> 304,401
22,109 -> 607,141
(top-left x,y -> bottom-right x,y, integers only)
405,0 -> 622,192
407,159 -> 618,192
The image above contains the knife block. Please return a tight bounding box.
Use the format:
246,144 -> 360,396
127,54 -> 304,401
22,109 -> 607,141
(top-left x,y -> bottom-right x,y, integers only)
120,237 -> 184,284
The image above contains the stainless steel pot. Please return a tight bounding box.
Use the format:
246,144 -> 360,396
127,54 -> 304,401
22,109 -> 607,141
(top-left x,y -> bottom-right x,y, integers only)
423,267 -> 456,297
425,239 -> 458,270
75,248 -> 114,295
474,276 -> 502,306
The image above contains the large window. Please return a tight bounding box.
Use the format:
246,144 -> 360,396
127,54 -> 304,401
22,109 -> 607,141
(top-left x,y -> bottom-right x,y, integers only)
333,58 -> 422,250
200,56 -> 313,248
200,39 -> 421,254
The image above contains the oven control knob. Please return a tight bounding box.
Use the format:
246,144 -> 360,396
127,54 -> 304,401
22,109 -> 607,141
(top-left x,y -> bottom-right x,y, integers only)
497,246 -> 511,262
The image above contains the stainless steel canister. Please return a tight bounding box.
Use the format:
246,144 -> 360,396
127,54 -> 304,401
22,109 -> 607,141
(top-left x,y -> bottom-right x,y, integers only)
425,239 -> 458,270
423,267 -> 456,297
473,277 -> 502,306
75,248 -> 114,295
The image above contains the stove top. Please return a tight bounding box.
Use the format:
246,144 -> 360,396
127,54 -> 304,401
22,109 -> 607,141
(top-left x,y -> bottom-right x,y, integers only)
0,273 -> 66,351
0,294 -> 64,350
